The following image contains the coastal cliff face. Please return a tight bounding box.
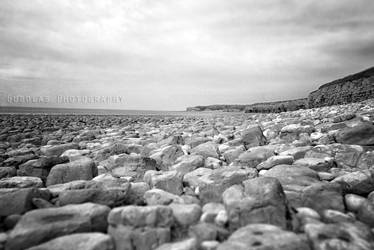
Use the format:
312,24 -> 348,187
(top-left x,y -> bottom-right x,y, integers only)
308,67 -> 374,108
244,98 -> 307,113
186,66 -> 374,113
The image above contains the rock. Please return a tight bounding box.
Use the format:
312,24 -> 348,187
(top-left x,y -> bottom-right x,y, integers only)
264,165 -> 344,213
170,155 -> 204,176
217,224 -> 310,250
222,177 -> 289,230
144,188 -> 184,205
279,146 -> 312,160
40,143 -> 79,157
256,155 -> 294,170
104,154 -> 158,181
345,194 -> 367,212
240,125 -> 267,148
169,203 -> 202,227
222,146 -> 245,164
155,238 -> 197,250
322,209 -> 355,223
204,157 -> 223,169
144,170 -> 183,195
126,182 -> 150,205
335,122 -> 374,146
6,203 -> 110,250
201,241 -> 219,250
0,176 -> 43,188
191,142 -> 219,159
57,183 -> 131,207
293,157 -> 334,172
46,157 -> 97,186
0,188 -> 50,216
357,201 -> 374,227
305,222 -> 374,250
332,170 -> 374,196
0,167 -> 17,178
108,205 -> 173,250
60,149 -> 90,161
150,145 -> 184,170
234,146 -> 274,167
4,214 -> 22,230
189,223 -> 229,243
26,233 -> 114,250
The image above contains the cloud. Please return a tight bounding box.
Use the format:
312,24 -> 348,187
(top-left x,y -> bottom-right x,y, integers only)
0,0 -> 373,110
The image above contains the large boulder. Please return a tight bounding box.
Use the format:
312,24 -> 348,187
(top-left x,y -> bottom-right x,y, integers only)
335,122 -> 374,146
222,177 -> 289,230
240,125 -> 267,148
0,188 -> 50,216
108,205 -> 173,250
46,157 -> 97,186
6,203 -> 110,250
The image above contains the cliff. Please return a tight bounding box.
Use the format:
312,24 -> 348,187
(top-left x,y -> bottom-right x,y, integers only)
187,66 -> 374,113
308,67 -> 374,108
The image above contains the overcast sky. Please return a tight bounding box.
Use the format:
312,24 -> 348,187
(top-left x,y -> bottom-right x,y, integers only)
1,0 -> 374,110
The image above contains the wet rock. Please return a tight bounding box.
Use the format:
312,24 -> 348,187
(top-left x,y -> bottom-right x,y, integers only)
46,157 -> 97,186
26,233 -> 114,250
222,177 -> 289,230
217,224 -> 310,250
6,203 -> 110,250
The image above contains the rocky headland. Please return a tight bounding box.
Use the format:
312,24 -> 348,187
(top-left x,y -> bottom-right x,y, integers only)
1,97 -> 374,249
187,66 -> 374,113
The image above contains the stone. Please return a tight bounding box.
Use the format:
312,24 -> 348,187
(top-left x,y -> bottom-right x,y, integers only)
0,188 -> 50,216
40,143 -> 79,157
26,233 -> 114,250
144,188 -> 184,205
170,155 -> 204,176
0,176 -> 43,188
305,222 -> 374,250
332,170 -> 374,196
204,157 -> 223,169
256,155 -> 294,170
155,238 -> 197,250
217,224 -> 310,250
222,177 -> 289,230
321,209 -> 355,223
191,142 -> 219,159
189,223 -> 229,243
144,170 -> 183,195
293,157 -> 334,172
222,146 -> 245,164
108,205 -> 173,250
279,146 -> 312,160
46,157 -> 97,186
0,167 -> 17,178
234,146 -> 274,167
150,145 -> 184,170
345,194 -> 367,212
126,182 -> 150,205
357,201 -> 374,227
169,203 -> 202,227
335,122 -> 374,146
6,203 -> 110,250
240,125 -> 267,148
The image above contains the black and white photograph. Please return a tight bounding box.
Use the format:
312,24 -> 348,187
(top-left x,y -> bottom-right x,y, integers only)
0,0 -> 374,249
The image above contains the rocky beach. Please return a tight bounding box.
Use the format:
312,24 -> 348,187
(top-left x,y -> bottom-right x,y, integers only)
0,98 -> 373,250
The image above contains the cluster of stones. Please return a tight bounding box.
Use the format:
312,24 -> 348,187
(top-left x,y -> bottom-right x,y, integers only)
1,99 -> 374,250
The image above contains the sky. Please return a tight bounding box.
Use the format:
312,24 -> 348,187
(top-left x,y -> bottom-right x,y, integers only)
0,0 -> 374,110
